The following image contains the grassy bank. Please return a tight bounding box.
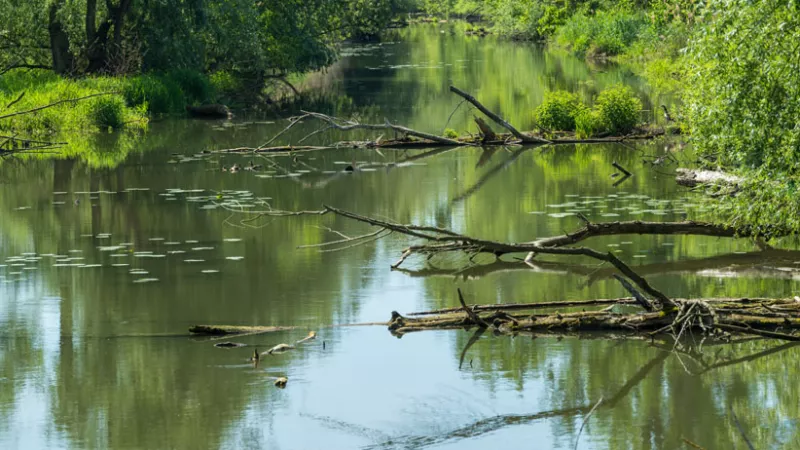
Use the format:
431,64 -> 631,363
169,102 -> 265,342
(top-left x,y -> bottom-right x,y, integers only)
0,69 -> 243,136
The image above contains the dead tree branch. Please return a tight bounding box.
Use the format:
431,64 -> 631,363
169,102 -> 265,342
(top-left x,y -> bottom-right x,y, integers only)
529,217 -> 773,249
319,205 -> 677,309
300,111 -> 466,146
449,85 -> 551,144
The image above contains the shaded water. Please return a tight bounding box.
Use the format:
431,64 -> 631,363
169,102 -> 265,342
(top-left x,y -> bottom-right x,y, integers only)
2,24 -> 799,449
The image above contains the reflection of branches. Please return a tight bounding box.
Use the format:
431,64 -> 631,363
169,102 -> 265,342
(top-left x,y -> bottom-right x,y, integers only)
450,147 -> 530,204
364,350 -> 669,450
697,341 -> 800,375
458,327 -> 485,369
393,250 -> 800,282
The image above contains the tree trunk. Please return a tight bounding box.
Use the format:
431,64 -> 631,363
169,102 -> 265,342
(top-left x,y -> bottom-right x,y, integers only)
48,2 -> 74,75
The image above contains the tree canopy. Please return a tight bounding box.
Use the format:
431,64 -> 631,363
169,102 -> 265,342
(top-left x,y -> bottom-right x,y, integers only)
0,0 -> 411,77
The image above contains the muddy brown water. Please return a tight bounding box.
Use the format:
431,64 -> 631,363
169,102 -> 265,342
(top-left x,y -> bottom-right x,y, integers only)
0,24 -> 798,449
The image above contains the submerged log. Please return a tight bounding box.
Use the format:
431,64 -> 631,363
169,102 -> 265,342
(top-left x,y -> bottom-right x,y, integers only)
189,324 -> 295,335
186,104 -> 232,119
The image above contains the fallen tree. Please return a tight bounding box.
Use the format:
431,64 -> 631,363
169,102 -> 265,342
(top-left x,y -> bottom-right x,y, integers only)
253,205 -> 800,341
212,203 -> 800,342
212,85 -> 671,153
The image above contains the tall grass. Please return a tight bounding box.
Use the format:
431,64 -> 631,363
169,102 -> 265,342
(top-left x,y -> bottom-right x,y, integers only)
556,10 -> 648,57
0,69 -> 220,136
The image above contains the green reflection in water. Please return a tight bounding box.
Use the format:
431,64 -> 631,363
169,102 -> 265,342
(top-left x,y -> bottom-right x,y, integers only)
0,24 -> 798,450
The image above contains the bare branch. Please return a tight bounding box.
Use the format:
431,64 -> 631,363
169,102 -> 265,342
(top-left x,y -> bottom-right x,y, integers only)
301,111 -> 467,146
449,85 -> 551,144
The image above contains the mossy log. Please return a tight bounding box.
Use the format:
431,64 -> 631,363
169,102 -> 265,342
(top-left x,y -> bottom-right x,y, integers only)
189,324 -> 295,335
389,298 -> 800,340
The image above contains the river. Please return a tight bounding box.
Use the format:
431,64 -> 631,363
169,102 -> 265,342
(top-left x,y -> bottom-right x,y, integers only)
0,24 -> 798,449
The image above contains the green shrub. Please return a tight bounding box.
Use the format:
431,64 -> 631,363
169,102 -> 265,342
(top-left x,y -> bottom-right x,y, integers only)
534,90 -> 586,131
210,71 -> 244,102
123,74 -> 185,114
443,128 -> 459,139
594,85 -> 642,133
557,10 -> 647,57
88,96 -> 126,129
574,109 -> 604,138
165,69 -> 213,104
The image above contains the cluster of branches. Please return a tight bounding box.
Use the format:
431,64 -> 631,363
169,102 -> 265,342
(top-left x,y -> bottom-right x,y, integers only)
219,202 -> 800,344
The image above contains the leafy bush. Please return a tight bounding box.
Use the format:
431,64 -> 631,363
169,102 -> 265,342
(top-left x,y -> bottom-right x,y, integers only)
210,71 -> 245,103
165,69 -> 213,104
443,128 -> 459,139
574,109 -> 603,138
682,0 -> 800,235
534,90 -> 586,131
594,85 -> 641,133
123,74 -> 185,114
88,96 -> 126,129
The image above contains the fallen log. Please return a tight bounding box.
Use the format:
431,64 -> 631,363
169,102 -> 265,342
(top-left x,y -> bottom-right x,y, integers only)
409,297 -> 639,316
389,296 -> 800,341
676,168 -> 743,187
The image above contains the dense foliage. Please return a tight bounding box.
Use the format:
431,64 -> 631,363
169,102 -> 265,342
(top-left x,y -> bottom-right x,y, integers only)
0,0 -> 409,77
534,90 -> 584,131
534,86 -> 642,136
684,0 -> 800,235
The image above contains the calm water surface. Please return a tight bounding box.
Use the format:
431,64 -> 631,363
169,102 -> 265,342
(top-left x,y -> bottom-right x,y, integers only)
1,25 -> 799,449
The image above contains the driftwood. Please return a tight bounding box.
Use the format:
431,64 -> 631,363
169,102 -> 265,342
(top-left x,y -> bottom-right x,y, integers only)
396,249 -> 800,282
676,168 -> 743,187
315,205 -> 797,309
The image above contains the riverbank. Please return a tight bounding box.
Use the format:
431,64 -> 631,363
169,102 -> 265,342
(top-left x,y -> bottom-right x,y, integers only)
0,69 -> 251,135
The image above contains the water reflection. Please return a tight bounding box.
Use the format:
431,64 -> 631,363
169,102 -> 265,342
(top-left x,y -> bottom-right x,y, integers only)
0,24 -> 798,450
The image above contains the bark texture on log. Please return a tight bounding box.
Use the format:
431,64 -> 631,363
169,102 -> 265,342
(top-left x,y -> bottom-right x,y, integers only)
676,168 -> 743,187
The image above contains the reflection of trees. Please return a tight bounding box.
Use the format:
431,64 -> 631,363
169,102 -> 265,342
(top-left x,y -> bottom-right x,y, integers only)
2,25 -> 798,450
413,333 -> 800,449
